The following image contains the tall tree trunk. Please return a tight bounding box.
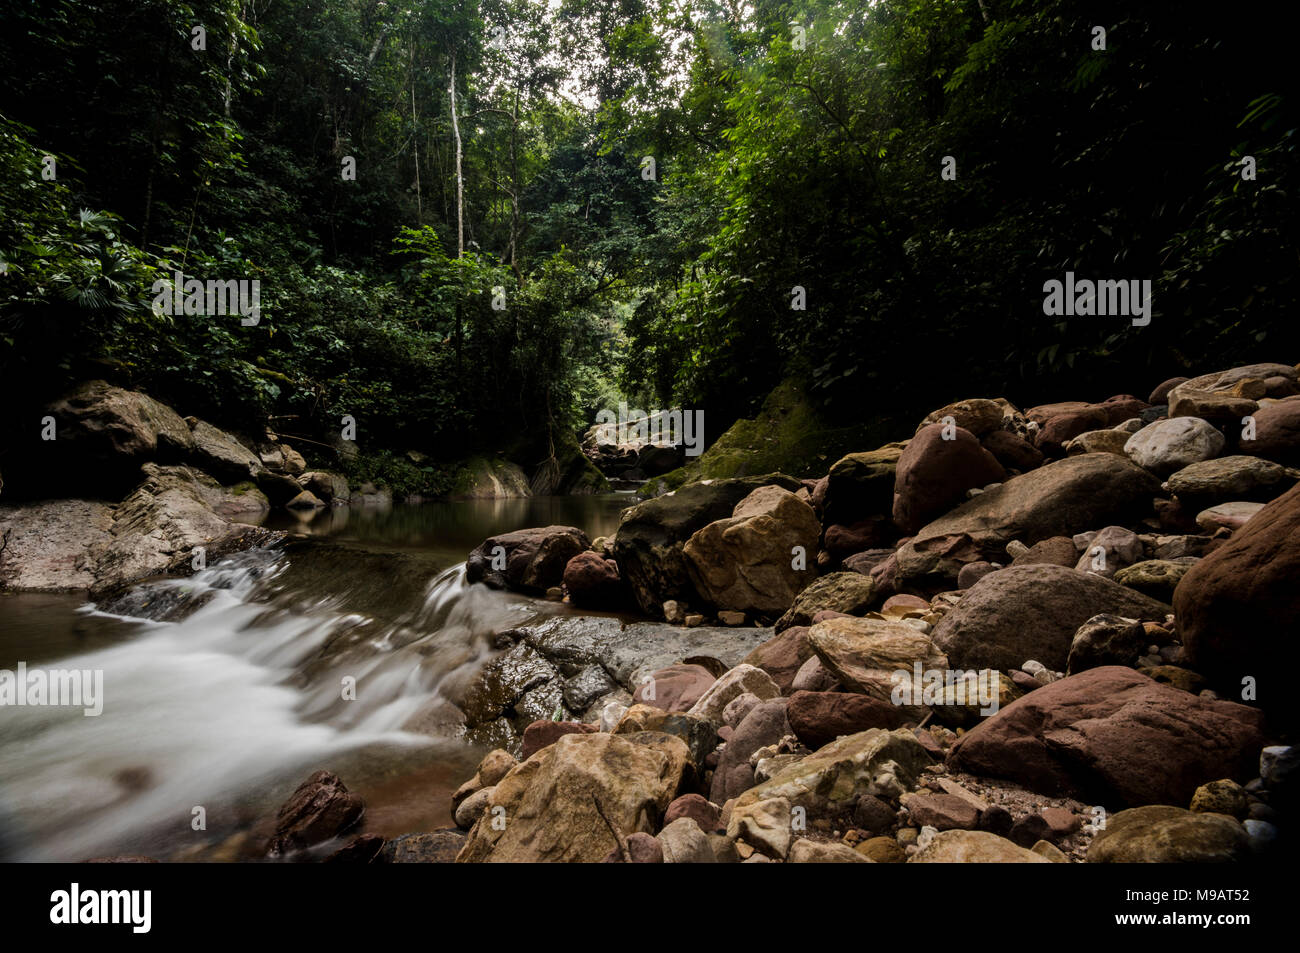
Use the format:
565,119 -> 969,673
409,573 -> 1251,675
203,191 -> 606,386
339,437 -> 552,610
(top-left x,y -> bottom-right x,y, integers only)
411,45 -> 422,222
449,49 -> 464,258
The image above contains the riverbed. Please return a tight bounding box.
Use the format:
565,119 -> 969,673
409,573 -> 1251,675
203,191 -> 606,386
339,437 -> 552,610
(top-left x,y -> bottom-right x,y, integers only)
0,495 -> 634,861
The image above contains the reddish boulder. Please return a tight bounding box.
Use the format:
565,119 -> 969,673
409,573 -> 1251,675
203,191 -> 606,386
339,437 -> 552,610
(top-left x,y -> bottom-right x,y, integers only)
468,525 -> 591,594
742,626 -> 815,694
948,667 -> 1266,807
1175,481 -> 1300,723
663,793 -> 722,834
633,663 -> 718,712
562,551 -> 624,609
892,424 -> 1007,534
1149,377 -> 1189,405
709,698 -> 791,804
1246,398 -> 1300,466
981,430 -> 1044,472
785,690 -> 910,750
521,719 -> 598,760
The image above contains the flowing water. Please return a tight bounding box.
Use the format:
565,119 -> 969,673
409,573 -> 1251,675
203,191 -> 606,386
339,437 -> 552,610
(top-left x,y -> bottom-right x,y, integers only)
0,495 -> 634,861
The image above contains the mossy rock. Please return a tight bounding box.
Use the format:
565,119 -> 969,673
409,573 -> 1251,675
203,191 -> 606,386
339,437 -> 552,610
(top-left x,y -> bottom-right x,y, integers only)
644,380 -> 896,494
449,457 -> 531,499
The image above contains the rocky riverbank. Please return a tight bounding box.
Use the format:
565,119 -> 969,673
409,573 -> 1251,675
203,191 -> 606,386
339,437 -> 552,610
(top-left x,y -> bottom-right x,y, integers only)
266,360 -> 1296,863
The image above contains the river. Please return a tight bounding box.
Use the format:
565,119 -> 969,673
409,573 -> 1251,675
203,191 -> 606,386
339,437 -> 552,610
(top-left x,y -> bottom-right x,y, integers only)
0,494 -> 634,862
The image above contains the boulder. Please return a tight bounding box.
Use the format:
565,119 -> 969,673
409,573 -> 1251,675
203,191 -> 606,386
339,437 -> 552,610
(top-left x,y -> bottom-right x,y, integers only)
733,728 -> 932,814
1033,406 -> 1109,454
728,796 -> 794,859
467,525 -> 591,594
823,444 -> 907,525
1087,805 -> 1250,862
807,617 -> 947,703
775,572 -> 877,632
948,667 -> 1266,807
1195,500 -> 1264,532
1112,559 -> 1194,601
896,455 -> 1161,590
300,470 -> 350,504
265,770 -> 365,858
520,719 -> 598,760
456,732 -> 689,863
1066,614 -> 1148,674
917,398 -> 1010,437
1175,482 -> 1300,722
786,691 -> 911,749
683,485 -> 821,617
1247,397 -> 1300,465
1164,455 -> 1299,506
892,424 -> 1006,534
376,831 -> 465,863
1124,417 -> 1225,475
611,475 -> 802,616
709,698 -> 792,803
188,419 -> 265,483
981,430 -> 1044,472
902,793 -> 981,831
788,839 -> 872,862
1064,429 -> 1131,456
1009,536 -> 1078,568
741,626 -> 816,693
1149,377 -> 1189,405
686,664 -> 781,725
931,564 -> 1170,672
909,830 -> 1049,863
1166,363 -> 1298,421
632,663 -> 718,712
1073,525 -> 1143,578
611,707 -> 718,770
663,794 -> 721,834
42,381 -> 194,492
562,551 -> 624,609
656,817 -> 717,863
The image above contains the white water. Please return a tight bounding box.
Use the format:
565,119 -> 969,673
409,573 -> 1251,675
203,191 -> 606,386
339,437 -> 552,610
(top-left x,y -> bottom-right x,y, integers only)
0,546 -> 538,861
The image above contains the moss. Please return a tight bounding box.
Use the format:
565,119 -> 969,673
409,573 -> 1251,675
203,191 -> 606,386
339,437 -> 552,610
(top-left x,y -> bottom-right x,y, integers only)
645,379 -> 898,493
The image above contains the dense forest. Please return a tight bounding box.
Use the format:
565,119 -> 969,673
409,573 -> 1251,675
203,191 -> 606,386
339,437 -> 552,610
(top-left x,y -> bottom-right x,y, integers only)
1,0 -> 1296,495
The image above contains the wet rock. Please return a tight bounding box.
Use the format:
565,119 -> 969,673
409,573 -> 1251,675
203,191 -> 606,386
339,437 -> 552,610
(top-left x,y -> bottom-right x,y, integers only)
265,770 -> 365,858
378,831 -> 465,863
467,525 -> 591,594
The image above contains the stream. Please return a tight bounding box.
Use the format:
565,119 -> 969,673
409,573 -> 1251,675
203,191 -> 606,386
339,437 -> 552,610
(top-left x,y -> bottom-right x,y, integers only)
0,494 -> 634,862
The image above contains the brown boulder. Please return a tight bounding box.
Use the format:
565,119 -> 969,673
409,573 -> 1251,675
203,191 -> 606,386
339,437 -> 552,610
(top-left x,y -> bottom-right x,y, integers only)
896,454 -> 1162,590
265,770 -> 365,858
1175,481 -> 1300,723
931,564 -> 1170,672
892,423 -> 1006,534
981,430 -> 1044,472
786,690 -> 910,750
520,720 -> 598,760
1247,397 -> 1300,466
742,626 -> 815,693
467,525 -> 590,594
562,551 -> 624,609
948,667 -> 1266,808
